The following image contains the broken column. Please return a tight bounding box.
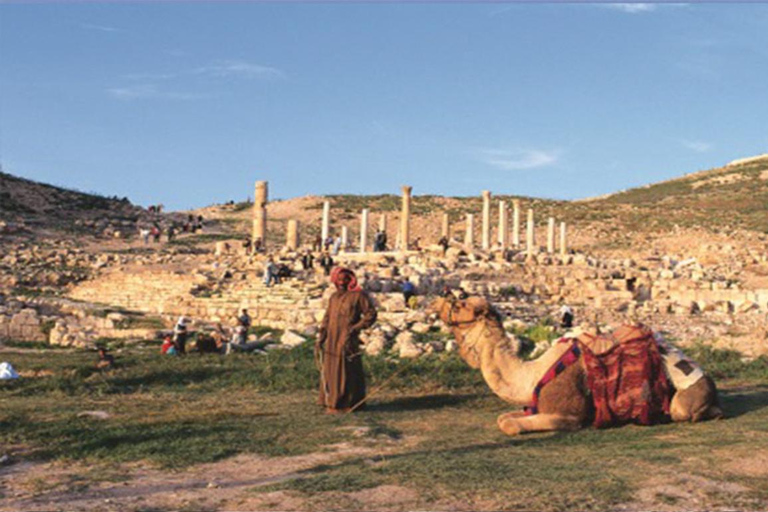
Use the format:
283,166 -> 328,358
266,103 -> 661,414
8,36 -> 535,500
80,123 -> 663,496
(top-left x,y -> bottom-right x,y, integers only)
252,181 -> 268,250
481,190 -> 491,250
341,226 -> 349,251
321,201 -> 331,243
560,222 -> 567,257
441,213 -> 450,239
526,208 -> 535,257
360,209 -> 369,253
512,199 -> 520,248
547,217 -> 555,254
498,201 -> 509,249
400,186 -> 412,251
465,213 -> 475,247
286,219 -> 299,250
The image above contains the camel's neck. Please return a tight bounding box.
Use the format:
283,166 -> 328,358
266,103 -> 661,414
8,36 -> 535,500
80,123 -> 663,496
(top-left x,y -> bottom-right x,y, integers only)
454,320 -> 572,405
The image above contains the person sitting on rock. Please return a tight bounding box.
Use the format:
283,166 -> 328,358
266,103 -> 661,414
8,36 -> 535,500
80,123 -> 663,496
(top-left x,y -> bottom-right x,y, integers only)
559,304 -> 574,329
96,347 -> 114,370
161,335 -> 178,355
211,323 -> 231,354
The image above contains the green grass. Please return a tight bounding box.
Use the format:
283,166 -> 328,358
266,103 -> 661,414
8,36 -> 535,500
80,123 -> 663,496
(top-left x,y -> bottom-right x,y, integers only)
687,342 -> 768,381
2,341 -> 767,510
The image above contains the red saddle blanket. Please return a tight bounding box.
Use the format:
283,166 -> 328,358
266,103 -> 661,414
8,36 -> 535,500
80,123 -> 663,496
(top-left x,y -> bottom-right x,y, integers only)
580,329 -> 671,428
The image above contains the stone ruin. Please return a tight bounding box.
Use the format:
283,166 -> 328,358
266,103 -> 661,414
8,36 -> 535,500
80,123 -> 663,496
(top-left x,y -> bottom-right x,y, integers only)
3,180 -> 768,360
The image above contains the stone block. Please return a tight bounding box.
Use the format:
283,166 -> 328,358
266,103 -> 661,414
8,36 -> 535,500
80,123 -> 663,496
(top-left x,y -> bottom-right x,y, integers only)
280,330 -> 306,347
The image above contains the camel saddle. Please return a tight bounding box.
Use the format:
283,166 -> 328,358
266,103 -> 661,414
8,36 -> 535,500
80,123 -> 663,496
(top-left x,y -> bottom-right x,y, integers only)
579,325 -> 671,428
528,325 -> 671,428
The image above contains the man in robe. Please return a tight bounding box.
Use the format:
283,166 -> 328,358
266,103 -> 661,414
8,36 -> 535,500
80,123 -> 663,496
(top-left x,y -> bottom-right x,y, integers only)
316,267 -> 377,413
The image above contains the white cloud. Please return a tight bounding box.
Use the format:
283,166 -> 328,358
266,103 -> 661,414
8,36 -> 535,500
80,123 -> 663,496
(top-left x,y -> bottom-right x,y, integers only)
110,59 -> 284,101
120,60 -> 285,83
603,3 -> 657,14
107,84 -> 205,101
193,60 -> 285,80
80,23 -> 123,33
477,148 -> 560,171
682,140 -> 712,152
602,3 -> 689,14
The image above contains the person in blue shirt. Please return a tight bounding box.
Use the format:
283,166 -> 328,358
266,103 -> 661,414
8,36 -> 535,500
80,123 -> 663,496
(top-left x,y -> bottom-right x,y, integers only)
402,277 -> 416,308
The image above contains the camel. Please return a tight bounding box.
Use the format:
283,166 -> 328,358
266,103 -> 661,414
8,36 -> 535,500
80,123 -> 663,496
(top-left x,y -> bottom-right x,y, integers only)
431,295 -> 723,436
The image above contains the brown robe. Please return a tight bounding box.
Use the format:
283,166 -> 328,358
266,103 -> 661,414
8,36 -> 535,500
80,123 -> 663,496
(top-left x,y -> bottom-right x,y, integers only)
317,289 -> 377,411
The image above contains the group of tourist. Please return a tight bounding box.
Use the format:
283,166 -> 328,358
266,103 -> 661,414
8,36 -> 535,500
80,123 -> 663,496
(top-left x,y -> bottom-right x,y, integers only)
262,258 -> 293,287
157,308 -> 260,356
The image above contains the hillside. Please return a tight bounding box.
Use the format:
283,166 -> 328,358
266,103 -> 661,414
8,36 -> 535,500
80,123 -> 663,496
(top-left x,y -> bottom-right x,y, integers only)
594,155 -> 768,232
5,155 -> 768,254
0,170 -> 148,241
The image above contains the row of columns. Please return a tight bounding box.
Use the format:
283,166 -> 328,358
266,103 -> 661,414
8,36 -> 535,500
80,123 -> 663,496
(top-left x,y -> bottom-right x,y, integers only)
253,181 -> 414,253
466,201 -> 567,256
253,180 -> 569,256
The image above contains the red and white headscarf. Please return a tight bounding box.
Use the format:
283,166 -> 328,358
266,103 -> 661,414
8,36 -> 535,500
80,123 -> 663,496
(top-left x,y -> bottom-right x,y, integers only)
330,267 -> 362,291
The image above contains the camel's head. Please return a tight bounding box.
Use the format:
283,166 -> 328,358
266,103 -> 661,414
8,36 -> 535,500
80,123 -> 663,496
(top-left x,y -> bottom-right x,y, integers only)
430,295 -> 497,326
430,295 -> 502,369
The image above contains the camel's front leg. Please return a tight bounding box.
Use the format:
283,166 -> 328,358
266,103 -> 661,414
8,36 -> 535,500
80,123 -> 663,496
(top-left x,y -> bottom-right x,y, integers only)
497,412 -> 582,436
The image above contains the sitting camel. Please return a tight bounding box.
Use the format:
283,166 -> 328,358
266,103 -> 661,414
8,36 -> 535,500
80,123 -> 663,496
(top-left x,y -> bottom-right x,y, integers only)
432,296 -> 723,436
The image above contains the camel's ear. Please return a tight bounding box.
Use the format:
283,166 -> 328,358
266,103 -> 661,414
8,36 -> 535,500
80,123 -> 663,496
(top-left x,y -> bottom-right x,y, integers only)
474,301 -> 501,322
473,301 -> 490,319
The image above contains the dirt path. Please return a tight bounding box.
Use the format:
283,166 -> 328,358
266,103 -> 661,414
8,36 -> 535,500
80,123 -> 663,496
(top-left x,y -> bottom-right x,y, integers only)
0,437 -> 420,512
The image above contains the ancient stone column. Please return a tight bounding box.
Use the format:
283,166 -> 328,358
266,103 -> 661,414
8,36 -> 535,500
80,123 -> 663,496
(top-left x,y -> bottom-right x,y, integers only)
560,222 -> 567,257
526,208 -> 535,257
547,217 -> 555,254
512,199 -> 520,248
379,214 -> 387,233
252,181 -> 268,250
498,201 -> 509,249
341,226 -> 349,251
321,201 -> 331,243
360,209 -> 369,253
441,213 -> 450,239
400,186 -> 412,251
465,213 -> 475,247
481,190 -> 491,251
286,219 -> 299,250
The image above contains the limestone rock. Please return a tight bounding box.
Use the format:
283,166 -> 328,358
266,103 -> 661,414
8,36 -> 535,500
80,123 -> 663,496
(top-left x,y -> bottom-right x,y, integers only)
280,330 -> 306,347
394,331 -> 422,358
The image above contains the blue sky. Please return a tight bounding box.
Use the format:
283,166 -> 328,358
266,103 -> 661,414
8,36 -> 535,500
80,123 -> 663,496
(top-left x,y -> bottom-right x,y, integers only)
1,2 -> 767,210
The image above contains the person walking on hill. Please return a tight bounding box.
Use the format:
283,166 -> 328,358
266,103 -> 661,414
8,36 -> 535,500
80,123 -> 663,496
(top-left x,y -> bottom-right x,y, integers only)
234,309 -> 251,345
438,235 -> 449,256
263,258 -> 279,287
301,250 -> 314,270
319,252 -> 334,276
316,267 -> 377,414
173,316 -> 190,354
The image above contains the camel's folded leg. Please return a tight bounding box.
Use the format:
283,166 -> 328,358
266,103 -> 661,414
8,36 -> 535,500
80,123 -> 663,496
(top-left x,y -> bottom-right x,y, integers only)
670,375 -> 724,423
497,412 -> 582,436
